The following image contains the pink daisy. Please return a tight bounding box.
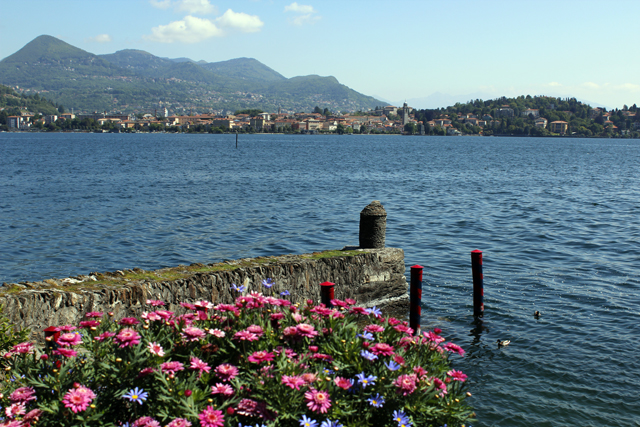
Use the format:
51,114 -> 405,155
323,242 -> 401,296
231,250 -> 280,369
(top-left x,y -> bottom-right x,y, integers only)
214,364 -> 238,381
160,361 -> 184,375
447,369 -> 468,382
210,383 -> 234,396
233,330 -> 259,341
53,348 -> 77,358
208,328 -> 225,338
394,374 -> 418,396
301,373 -> 318,384
133,416 -> 160,427
393,325 -> 414,335
166,419 -> 192,427
5,403 -> 26,419
181,326 -> 206,342
296,323 -> 318,338
304,388 -> 331,413
247,350 -> 275,364
190,357 -> 211,375
58,325 -> 77,332
198,406 -> 225,427
281,374 -> 306,390
57,332 -> 82,347
23,408 -> 44,423
432,377 -> 448,396
119,317 -> 140,326
334,377 -> 353,390
154,310 -> 174,320
9,386 -> 36,403
364,324 -> 385,333
147,342 -> 165,357
370,343 -> 395,356
194,300 -> 213,310
79,320 -> 100,328
146,299 -> 165,307
423,331 -> 445,344
246,324 -> 264,337
114,328 -> 141,348
10,342 -> 34,354
94,331 -> 116,341
85,311 -> 104,318
443,342 -> 466,356
62,386 -> 95,413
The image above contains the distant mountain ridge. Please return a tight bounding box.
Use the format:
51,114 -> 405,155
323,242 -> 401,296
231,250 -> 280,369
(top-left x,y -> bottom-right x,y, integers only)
0,35 -> 381,114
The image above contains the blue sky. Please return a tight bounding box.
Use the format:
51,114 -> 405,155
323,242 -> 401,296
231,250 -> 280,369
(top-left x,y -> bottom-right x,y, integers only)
1,0 -> 639,109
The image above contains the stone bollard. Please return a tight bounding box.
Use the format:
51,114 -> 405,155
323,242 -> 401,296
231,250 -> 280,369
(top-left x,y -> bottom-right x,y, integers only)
359,200 -> 387,249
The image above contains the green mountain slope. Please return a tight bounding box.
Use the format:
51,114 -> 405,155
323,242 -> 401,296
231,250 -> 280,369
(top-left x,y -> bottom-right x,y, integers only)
0,35 -> 381,113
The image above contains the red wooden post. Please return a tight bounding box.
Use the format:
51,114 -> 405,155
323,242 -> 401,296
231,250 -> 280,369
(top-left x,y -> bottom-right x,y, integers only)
320,281 -> 335,307
410,265 -> 423,334
471,250 -> 484,317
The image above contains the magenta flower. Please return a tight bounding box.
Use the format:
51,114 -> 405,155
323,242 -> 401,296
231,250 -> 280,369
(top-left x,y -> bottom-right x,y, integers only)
5,402 -> 26,419
424,330 -> 445,344
210,383 -> 234,396
443,342 -> 466,356
301,373 -> 318,384
166,419 -> 192,427
233,330 -> 259,341
114,328 -> 141,348
10,342 -> 34,354
79,320 -> 100,329
119,317 -> 140,326
247,350 -> 275,364
85,311 -> 104,318
23,408 -> 44,423
62,385 -> 96,413
393,324 -> 414,335
190,357 -> 211,375
304,388 -> 332,413
246,324 -> 264,336
194,300 -> 213,310
94,331 -> 116,341
198,406 -> 225,427
160,361 -> 185,375
447,369 -> 468,382
334,376 -> 353,390
146,299 -> 165,307
208,328 -> 225,338
296,323 -> 318,338
133,416 -> 160,427
181,326 -> 206,342
56,332 -> 82,347
10,386 -> 36,403
281,374 -> 306,390
58,325 -> 77,332
394,374 -> 418,395
432,377 -> 448,396
370,342 -> 395,356
214,363 -> 238,381
147,342 -> 165,357
154,310 -> 174,320
364,324 -> 385,333
53,348 -> 77,358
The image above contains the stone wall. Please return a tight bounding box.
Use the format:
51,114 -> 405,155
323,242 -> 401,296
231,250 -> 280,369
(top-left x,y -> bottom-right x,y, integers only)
1,248 -> 407,340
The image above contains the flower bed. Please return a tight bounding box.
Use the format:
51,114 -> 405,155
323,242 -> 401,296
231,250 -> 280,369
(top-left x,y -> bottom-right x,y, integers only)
1,281 -> 475,427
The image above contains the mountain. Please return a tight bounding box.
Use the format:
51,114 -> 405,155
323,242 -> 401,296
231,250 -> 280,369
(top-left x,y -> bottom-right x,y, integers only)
0,35 -> 381,114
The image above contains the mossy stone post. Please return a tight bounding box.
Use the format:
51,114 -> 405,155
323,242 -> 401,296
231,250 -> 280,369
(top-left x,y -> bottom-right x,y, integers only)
359,200 -> 387,249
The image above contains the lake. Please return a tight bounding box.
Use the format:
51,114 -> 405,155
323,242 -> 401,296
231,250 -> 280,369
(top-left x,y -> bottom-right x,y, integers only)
1,132 -> 639,426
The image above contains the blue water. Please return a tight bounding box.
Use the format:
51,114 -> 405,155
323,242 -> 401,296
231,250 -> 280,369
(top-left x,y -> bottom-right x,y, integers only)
1,133 -> 639,426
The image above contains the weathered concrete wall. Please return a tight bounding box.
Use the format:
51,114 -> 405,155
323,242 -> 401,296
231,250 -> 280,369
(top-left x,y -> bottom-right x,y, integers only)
1,248 -> 407,340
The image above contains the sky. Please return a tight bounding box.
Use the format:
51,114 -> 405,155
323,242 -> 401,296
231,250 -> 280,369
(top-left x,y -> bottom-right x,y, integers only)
1,0 -> 639,109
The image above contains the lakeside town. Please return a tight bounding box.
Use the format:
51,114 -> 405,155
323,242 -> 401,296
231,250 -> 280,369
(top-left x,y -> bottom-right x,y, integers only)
4,90 -> 640,137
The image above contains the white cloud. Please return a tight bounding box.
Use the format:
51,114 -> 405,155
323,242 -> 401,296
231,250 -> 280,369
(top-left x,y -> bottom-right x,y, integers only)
144,15 -> 223,43
87,34 -> 112,43
284,2 -> 316,14
614,83 -> 640,92
547,82 -> 562,87
216,9 -> 264,33
284,2 -> 320,26
583,82 -> 599,89
150,0 -> 172,9
176,0 -> 217,15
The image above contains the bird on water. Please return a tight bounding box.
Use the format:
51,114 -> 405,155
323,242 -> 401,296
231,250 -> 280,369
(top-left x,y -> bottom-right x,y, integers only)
534,311 -> 541,318
497,340 -> 510,347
